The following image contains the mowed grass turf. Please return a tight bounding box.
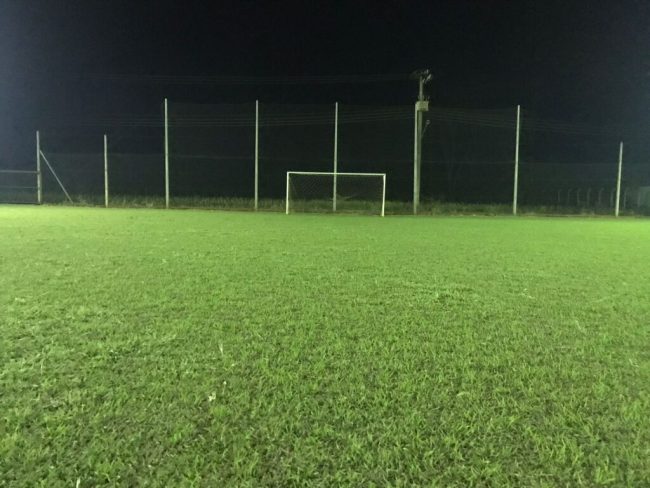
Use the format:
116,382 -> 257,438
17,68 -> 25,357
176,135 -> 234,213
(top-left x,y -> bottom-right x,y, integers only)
1,206 -> 649,487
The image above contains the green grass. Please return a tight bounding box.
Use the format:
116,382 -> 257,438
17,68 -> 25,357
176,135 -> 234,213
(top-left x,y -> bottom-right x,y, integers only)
25,191 -> 649,216
1,206 -> 649,487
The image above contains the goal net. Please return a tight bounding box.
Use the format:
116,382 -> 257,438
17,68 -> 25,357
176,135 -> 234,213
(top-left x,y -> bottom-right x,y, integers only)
0,170 -> 39,204
286,171 -> 386,216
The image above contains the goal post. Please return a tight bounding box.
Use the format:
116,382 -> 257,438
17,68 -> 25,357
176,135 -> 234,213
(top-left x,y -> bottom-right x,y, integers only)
285,171 -> 386,216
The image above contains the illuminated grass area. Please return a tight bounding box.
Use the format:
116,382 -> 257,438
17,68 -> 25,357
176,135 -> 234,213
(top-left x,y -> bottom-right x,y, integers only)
1,206 -> 649,486
26,192 -> 646,215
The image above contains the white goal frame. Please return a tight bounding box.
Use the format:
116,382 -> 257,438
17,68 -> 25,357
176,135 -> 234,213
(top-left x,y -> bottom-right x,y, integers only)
285,171 -> 386,217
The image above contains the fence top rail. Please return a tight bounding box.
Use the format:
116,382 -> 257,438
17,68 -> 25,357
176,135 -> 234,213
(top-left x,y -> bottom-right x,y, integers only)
287,171 -> 386,177
0,169 -> 39,174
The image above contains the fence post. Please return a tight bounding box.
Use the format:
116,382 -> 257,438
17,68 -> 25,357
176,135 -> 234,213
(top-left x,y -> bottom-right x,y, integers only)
104,134 -> 109,208
254,100 -> 259,210
333,102 -> 339,212
513,105 -> 521,215
36,130 -> 42,204
615,142 -> 623,217
164,98 -> 170,209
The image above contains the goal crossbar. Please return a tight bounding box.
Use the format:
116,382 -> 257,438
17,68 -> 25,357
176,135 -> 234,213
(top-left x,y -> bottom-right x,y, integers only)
287,171 -> 386,177
285,171 -> 386,216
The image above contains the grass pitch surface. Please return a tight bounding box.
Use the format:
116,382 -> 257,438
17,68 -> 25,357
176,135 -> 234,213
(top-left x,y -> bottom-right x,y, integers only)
1,206 -> 649,486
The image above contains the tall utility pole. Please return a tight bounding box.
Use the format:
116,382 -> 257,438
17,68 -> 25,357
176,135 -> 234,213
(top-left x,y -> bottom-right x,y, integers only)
412,69 -> 431,215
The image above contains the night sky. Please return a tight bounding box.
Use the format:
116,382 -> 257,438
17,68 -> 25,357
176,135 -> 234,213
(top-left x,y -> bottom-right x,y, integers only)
1,0 -> 649,164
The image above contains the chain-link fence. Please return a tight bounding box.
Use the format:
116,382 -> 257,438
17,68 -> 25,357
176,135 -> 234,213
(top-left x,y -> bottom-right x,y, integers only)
38,127 -> 104,204
5,100 -> 650,215
519,114 -> 620,213
421,107 -> 516,207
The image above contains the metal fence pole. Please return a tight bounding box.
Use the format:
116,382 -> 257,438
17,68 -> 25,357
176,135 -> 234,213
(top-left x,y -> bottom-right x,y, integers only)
254,100 -> 259,210
615,141 -> 623,217
512,105 -> 521,215
164,98 -> 170,209
333,102 -> 338,212
36,130 -> 42,204
104,134 -> 109,208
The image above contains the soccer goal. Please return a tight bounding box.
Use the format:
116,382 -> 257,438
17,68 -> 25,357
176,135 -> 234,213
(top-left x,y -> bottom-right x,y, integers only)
285,171 -> 386,216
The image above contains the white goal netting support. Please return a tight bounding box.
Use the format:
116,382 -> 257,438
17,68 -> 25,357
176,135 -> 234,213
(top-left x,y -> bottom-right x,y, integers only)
285,171 -> 386,216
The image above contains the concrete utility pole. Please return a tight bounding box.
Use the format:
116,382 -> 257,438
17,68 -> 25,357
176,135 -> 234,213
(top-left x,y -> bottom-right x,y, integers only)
412,69 -> 431,215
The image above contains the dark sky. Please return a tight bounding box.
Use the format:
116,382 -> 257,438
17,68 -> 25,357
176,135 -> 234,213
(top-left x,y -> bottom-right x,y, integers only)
1,0 -> 649,162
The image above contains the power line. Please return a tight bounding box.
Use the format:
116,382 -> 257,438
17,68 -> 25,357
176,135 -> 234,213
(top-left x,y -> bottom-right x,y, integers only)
69,73 -> 413,86
33,103 -> 630,139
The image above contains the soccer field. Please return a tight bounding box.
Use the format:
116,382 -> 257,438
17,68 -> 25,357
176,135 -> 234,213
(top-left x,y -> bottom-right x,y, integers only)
1,206 -> 649,486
